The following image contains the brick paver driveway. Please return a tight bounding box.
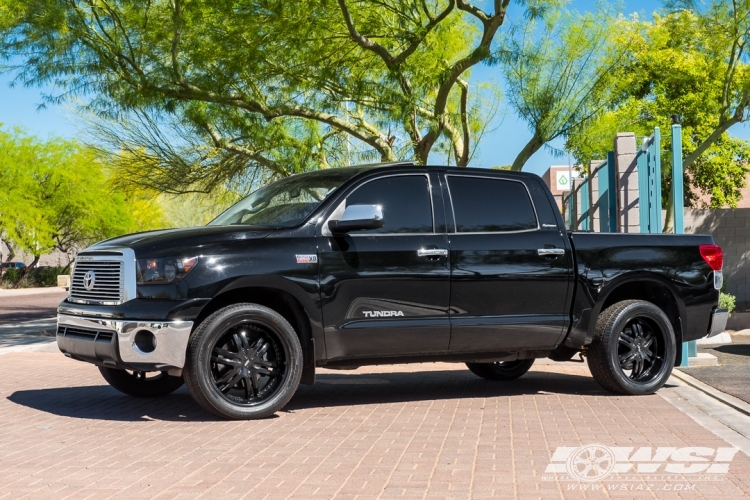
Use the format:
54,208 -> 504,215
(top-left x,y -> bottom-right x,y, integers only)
1,352 -> 749,499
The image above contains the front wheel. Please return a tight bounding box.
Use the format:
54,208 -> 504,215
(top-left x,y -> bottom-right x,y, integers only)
466,359 -> 535,381
98,367 -> 184,397
587,300 -> 676,395
183,303 -> 303,420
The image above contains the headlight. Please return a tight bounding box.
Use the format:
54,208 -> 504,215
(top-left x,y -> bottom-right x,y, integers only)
136,257 -> 198,284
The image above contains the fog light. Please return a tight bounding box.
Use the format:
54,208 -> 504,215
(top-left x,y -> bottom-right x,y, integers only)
133,330 -> 157,354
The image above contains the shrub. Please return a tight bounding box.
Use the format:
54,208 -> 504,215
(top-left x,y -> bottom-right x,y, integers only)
1,266 -> 68,288
720,292 -> 736,317
0,268 -> 22,286
30,266 -> 66,287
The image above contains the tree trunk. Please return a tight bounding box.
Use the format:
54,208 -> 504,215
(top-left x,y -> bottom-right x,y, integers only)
415,130 -> 438,166
14,254 -> 39,289
4,241 -> 15,262
683,115 -> 741,169
510,132 -> 545,171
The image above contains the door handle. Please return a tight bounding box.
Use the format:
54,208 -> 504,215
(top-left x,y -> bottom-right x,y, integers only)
417,248 -> 448,258
538,248 -> 565,257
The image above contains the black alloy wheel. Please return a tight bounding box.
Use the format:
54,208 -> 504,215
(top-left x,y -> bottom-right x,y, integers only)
184,303 -> 303,420
209,324 -> 285,406
587,299 -> 676,395
98,366 -> 184,397
616,318 -> 664,382
466,358 -> 535,381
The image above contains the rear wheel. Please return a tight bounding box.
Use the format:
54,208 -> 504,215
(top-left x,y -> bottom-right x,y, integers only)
587,300 -> 676,395
183,303 -> 302,420
98,367 -> 184,397
466,359 -> 535,381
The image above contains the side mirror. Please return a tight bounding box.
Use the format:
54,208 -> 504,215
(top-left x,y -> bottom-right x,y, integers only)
328,204 -> 384,233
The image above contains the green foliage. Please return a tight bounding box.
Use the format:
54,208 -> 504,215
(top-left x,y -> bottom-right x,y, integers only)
720,292 -> 736,317
0,268 -> 22,286
567,8 -> 750,213
688,136 -> 750,208
502,5 -> 632,171
159,191 -> 240,228
0,126 -> 165,261
0,0 -> 551,193
0,266 -> 68,288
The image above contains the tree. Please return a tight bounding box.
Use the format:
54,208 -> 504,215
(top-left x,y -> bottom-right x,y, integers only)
502,6 -> 632,171
0,0 -> 555,194
664,0 -> 750,168
0,127 -> 164,270
566,10 -> 750,229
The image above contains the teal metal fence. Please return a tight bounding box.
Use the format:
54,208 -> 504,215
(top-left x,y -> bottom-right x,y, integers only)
637,128 -> 662,234
565,124 -> 694,365
566,155 -> 616,232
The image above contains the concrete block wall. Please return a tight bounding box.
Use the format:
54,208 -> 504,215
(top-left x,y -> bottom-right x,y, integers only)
614,133 -> 640,233
685,209 -> 750,302
573,164 -> 603,232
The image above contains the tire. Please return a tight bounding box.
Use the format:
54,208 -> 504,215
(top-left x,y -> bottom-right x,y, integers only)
466,359 -> 535,381
587,299 -> 676,395
183,303 -> 303,420
98,367 -> 184,397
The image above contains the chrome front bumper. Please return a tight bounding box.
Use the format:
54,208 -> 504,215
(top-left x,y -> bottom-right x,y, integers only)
707,308 -> 729,338
57,314 -> 193,372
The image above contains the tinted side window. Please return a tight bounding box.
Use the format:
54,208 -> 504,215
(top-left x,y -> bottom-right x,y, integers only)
448,176 -> 537,232
346,175 -> 433,233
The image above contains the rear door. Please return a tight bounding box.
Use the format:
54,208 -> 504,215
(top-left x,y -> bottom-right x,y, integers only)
443,173 -> 573,352
318,172 -> 452,359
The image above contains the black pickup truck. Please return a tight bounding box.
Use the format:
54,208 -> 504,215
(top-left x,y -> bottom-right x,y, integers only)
57,163 -> 727,419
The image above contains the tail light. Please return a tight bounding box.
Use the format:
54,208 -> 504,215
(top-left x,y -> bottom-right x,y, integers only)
699,244 -> 723,271
700,244 -> 723,290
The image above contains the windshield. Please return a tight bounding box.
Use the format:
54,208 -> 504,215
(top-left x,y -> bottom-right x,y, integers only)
208,167 -> 370,227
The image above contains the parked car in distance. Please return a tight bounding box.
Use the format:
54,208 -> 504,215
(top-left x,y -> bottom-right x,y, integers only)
1,262 -> 26,276
57,163 -> 726,420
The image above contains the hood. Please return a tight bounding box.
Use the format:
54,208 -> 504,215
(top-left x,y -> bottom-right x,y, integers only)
84,226 -> 275,256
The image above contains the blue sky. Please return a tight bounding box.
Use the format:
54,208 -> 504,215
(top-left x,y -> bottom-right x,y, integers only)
1,0 -> 748,177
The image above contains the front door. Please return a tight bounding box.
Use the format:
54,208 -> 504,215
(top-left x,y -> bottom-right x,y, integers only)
444,174 -> 572,352
318,173 -> 451,360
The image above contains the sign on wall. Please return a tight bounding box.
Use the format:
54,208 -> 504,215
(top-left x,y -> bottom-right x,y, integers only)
556,170 -> 571,192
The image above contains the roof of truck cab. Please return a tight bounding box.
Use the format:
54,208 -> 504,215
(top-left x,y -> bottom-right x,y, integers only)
301,162 -> 539,180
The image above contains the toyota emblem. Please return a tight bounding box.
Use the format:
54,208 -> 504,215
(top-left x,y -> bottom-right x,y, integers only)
83,270 -> 96,290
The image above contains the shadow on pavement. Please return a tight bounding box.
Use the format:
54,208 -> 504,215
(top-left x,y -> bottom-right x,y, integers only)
8,385 -> 221,422
713,344 -> 750,357
287,369 -> 609,411
8,368 -> 610,422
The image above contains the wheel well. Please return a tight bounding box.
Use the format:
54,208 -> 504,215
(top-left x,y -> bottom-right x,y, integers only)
600,280 -> 683,365
193,287 -> 314,363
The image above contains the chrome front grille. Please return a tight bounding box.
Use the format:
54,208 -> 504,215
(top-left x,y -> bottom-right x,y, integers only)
69,260 -> 124,304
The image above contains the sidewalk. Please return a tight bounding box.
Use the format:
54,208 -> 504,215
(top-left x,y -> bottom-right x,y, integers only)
680,333 -> 750,405
0,286 -> 67,297
0,318 -> 57,354
0,353 -> 749,499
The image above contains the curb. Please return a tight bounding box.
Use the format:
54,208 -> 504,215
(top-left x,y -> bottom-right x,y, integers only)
0,287 -> 67,297
672,368 -> 750,418
0,340 -> 58,356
